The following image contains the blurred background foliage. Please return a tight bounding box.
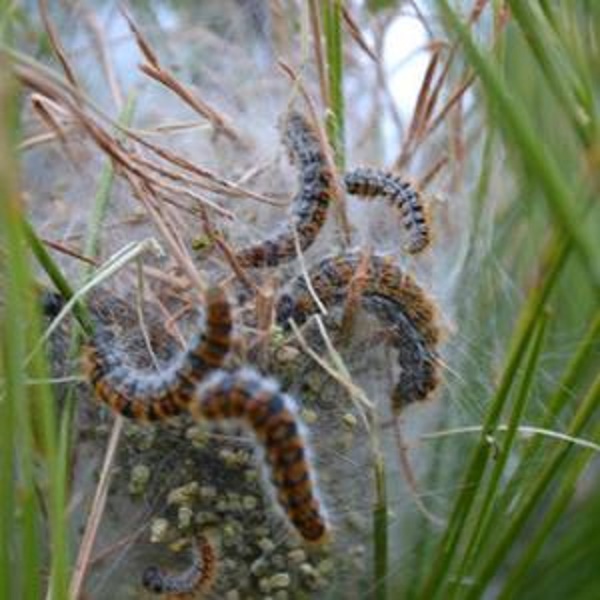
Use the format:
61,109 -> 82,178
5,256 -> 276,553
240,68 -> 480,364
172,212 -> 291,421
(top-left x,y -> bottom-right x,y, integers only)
0,1 -> 598,598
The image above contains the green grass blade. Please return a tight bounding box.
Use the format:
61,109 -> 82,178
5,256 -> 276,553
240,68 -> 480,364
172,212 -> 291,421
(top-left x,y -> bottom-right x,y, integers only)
496,308 -> 600,514
449,310 -> 550,597
467,371 -> 600,598
417,233 -> 570,599
373,453 -> 388,600
439,0 -> 600,291
22,218 -> 93,334
322,0 -> 345,168
0,58 -> 64,600
507,0 -> 593,147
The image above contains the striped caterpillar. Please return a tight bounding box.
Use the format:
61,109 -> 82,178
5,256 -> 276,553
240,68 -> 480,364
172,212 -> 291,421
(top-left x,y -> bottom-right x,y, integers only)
236,111 -> 335,268
142,534 -> 216,598
82,291 -> 328,543
190,368 -> 327,543
343,168 -> 430,254
83,286 -> 232,421
276,253 -> 440,409
235,112 -> 430,269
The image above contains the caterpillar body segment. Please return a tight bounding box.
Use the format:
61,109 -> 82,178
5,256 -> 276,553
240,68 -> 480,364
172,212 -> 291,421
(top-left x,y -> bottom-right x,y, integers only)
236,111 -> 334,268
344,167 -> 430,254
363,295 -> 439,408
142,533 -> 216,598
276,253 -> 441,409
191,368 -> 328,543
83,286 -> 233,422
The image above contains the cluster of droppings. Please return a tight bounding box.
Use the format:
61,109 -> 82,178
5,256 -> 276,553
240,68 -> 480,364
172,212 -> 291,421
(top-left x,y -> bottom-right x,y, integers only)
129,464 -> 151,496
151,518 -> 170,544
95,409 -> 343,597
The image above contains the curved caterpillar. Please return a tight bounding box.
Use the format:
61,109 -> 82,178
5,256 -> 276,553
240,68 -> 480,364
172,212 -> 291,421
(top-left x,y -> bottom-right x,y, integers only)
83,286 -> 232,421
343,168 -> 430,254
235,113 -> 430,269
236,111 -> 335,268
82,291 -> 328,542
191,368 -> 328,543
142,533 -> 216,599
275,253 -> 440,409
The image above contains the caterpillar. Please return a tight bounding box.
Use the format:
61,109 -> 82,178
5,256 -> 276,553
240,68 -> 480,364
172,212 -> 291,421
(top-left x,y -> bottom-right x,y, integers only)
362,295 -> 439,409
142,533 -> 217,599
191,367 -> 328,543
235,113 -> 430,269
82,289 -> 327,542
275,253 -> 440,409
236,111 -> 335,268
83,286 -> 232,421
343,168 -> 430,254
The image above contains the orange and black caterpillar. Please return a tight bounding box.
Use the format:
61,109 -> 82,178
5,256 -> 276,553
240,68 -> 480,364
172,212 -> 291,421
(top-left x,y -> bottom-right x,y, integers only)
192,367 -> 328,543
276,253 -> 440,409
82,287 -> 327,542
236,111 -> 335,268
343,168 -> 430,254
83,286 -> 232,421
142,533 -> 216,598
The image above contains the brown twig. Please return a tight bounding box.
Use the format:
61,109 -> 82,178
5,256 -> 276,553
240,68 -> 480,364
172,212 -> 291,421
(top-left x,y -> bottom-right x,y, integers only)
69,418 -> 124,600
121,8 -> 246,145
39,238 -> 99,267
80,6 -> 124,109
308,0 -> 330,110
342,6 -> 377,62
340,248 -> 372,338
38,0 -> 80,92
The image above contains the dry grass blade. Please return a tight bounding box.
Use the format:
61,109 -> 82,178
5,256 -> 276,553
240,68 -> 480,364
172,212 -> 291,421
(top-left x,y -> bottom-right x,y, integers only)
340,249 -> 371,337
129,131 -> 282,205
14,62 -> 236,224
292,227 -> 327,316
80,6 -> 124,109
127,146 -> 283,207
69,418 -> 124,600
342,6 -> 377,62
394,2 -> 506,168
30,93 -> 73,160
289,318 -> 374,418
38,0 -> 80,91
392,417 -> 446,527
308,0 -> 330,110
38,238 -> 98,268
397,45 -> 442,166
124,174 -> 207,294
419,154 -> 449,188
121,9 -> 246,145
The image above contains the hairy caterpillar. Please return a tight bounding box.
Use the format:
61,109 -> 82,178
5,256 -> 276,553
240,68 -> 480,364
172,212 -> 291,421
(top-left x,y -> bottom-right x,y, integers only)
81,286 -> 327,542
363,295 -> 439,409
236,111 -> 335,268
235,113 -> 430,269
83,286 -> 232,421
191,368 -> 328,543
142,534 -> 216,598
343,168 -> 430,254
276,253 -> 440,409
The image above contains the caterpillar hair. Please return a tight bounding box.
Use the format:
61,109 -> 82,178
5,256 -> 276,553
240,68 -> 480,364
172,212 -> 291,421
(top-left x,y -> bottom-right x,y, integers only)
236,111 -> 334,268
191,367 -> 328,543
142,533 -> 216,598
344,167 -> 430,254
276,252 -> 440,409
363,295 -> 439,409
83,286 -> 232,422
